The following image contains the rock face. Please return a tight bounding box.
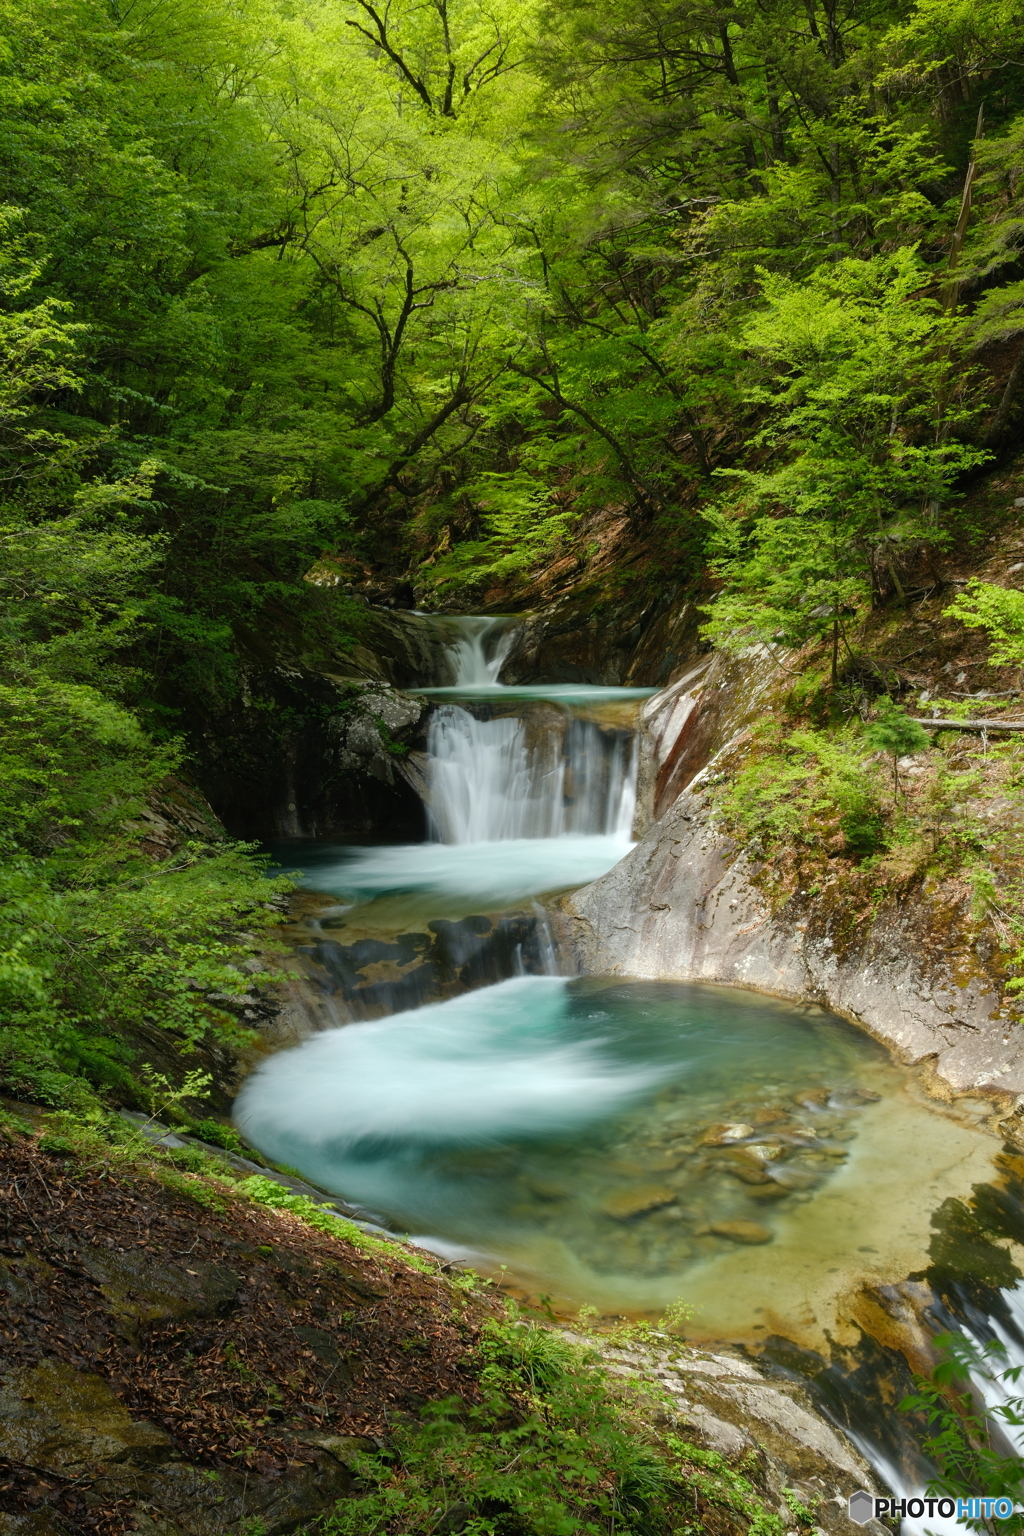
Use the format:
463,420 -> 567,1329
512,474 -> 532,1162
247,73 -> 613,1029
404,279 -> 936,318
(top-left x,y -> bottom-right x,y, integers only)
564,656 -> 1024,1096
274,907 -> 563,1033
199,674 -> 427,841
592,1338 -> 887,1536
502,587 -> 702,687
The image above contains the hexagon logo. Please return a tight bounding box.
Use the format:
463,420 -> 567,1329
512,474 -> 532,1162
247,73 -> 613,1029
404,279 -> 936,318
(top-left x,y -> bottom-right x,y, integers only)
848,1491 -> 875,1524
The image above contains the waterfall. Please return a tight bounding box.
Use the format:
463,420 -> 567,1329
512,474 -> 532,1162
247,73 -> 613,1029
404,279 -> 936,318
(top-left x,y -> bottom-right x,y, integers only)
445,616 -> 517,685
812,1278 -> 1024,1536
425,706 -> 637,845
421,610 -> 640,847
271,611 -> 650,1009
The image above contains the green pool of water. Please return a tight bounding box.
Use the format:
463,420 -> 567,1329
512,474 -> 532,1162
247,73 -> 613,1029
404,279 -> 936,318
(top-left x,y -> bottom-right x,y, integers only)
236,975 -> 996,1345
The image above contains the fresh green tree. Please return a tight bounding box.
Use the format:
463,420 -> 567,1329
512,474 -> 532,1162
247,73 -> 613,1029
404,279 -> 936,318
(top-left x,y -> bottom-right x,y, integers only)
945,581 -> 1024,684
864,698 -> 930,799
701,251 -> 987,677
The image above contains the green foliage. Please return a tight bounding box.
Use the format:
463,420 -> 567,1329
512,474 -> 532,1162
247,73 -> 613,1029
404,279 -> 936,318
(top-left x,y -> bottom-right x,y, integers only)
945,582 -> 1024,674
136,1066 -> 213,1125
864,699 -> 931,798
603,1298 -> 697,1349
188,1117 -> 246,1152
0,212 -> 288,1109
717,725 -> 889,862
901,1331 -> 1024,1534
701,252 -> 987,658
236,1175 -> 433,1270
426,472 -> 577,595
317,1317 -> 783,1535
1,0 -> 1014,671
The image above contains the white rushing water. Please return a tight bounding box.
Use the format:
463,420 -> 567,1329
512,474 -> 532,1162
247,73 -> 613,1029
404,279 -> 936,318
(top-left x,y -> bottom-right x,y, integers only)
443,614 -> 518,686
425,709 -> 637,845
848,1285 -> 1024,1536
425,614 -> 638,847
277,614 -> 647,913
303,836 -> 635,909
236,976 -> 661,1157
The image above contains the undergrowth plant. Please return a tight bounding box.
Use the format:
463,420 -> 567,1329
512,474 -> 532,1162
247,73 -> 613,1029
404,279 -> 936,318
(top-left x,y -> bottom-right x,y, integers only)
316,1315 -> 786,1536
715,721 -> 890,865
901,1331 -> 1024,1535
945,584 -> 1024,687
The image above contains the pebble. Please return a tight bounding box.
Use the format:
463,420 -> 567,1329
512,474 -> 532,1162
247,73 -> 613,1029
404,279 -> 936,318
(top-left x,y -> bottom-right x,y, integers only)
767,1164 -> 820,1190
699,1123 -> 755,1146
601,1185 -> 678,1220
642,1152 -> 687,1173
708,1219 -> 774,1245
793,1088 -> 830,1110
727,1163 -> 772,1186
749,1106 -> 788,1125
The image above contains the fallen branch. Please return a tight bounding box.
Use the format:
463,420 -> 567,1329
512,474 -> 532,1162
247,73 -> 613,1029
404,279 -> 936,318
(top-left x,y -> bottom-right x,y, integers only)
911,717 -> 1024,733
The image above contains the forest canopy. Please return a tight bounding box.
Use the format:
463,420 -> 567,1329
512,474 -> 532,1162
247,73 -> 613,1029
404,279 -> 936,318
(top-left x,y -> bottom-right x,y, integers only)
2,0 -> 1024,1102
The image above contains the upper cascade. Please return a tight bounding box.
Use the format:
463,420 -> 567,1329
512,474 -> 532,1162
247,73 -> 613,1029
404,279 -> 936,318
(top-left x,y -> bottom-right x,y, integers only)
413,611 -> 646,851
445,615 -> 517,686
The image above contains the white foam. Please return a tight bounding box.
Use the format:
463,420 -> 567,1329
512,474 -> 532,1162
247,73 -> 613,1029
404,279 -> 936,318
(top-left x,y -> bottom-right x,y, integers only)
235,976 -> 664,1157
296,834 -> 634,908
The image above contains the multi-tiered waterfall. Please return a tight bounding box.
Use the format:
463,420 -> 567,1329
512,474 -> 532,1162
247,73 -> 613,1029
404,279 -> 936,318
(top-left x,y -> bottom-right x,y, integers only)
239,610 -> 1022,1534
424,617 -> 637,847
285,616 -> 650,911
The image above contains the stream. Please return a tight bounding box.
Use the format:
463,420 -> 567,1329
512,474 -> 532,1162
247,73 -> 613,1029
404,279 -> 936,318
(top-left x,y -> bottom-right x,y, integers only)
237,614 -> 1024,1531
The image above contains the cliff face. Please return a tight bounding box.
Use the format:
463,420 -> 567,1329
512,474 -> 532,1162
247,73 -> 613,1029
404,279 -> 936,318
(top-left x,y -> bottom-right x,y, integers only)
564,654 -> 1024,1099
501,588 -> 701,688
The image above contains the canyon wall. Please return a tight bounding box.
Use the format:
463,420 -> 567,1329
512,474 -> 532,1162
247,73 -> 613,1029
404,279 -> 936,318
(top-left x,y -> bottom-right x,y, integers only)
564,654 -> 1024,1099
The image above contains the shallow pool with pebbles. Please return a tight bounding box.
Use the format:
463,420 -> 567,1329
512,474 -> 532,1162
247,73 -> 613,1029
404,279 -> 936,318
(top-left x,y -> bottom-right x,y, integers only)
236,975 -> 998,1347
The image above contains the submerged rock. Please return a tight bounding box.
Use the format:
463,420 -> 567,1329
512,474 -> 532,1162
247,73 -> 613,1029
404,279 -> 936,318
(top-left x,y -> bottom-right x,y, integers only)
707,1219 -> 774,1244
601,1185 -> 678,1220
699,1123 -> 755,1146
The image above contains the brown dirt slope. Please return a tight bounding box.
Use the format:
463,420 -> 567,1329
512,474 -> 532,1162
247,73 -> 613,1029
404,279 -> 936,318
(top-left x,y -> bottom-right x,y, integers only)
0,1126 -> 487,1535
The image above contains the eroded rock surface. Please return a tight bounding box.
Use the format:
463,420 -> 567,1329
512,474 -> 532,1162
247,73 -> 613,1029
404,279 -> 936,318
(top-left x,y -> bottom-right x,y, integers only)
589,1338 -> 887,1536
199,674 -> 427,840
502,588 -> 701,688
565,652 -> 1024,1094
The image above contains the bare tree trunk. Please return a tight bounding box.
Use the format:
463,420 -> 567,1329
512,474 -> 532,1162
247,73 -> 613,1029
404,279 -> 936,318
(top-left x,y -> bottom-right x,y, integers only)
986,340 -> 1024,447
941,104 -> 985,314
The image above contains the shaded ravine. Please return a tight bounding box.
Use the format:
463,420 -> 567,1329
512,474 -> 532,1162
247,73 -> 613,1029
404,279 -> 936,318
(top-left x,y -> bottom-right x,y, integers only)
238,614 -> 1024,1534
263,615 -> 653,1031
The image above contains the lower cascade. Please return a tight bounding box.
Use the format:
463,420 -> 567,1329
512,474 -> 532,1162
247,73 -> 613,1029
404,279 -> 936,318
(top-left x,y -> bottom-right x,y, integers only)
424,705 -> 637,844
236,974 -> 994,1330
